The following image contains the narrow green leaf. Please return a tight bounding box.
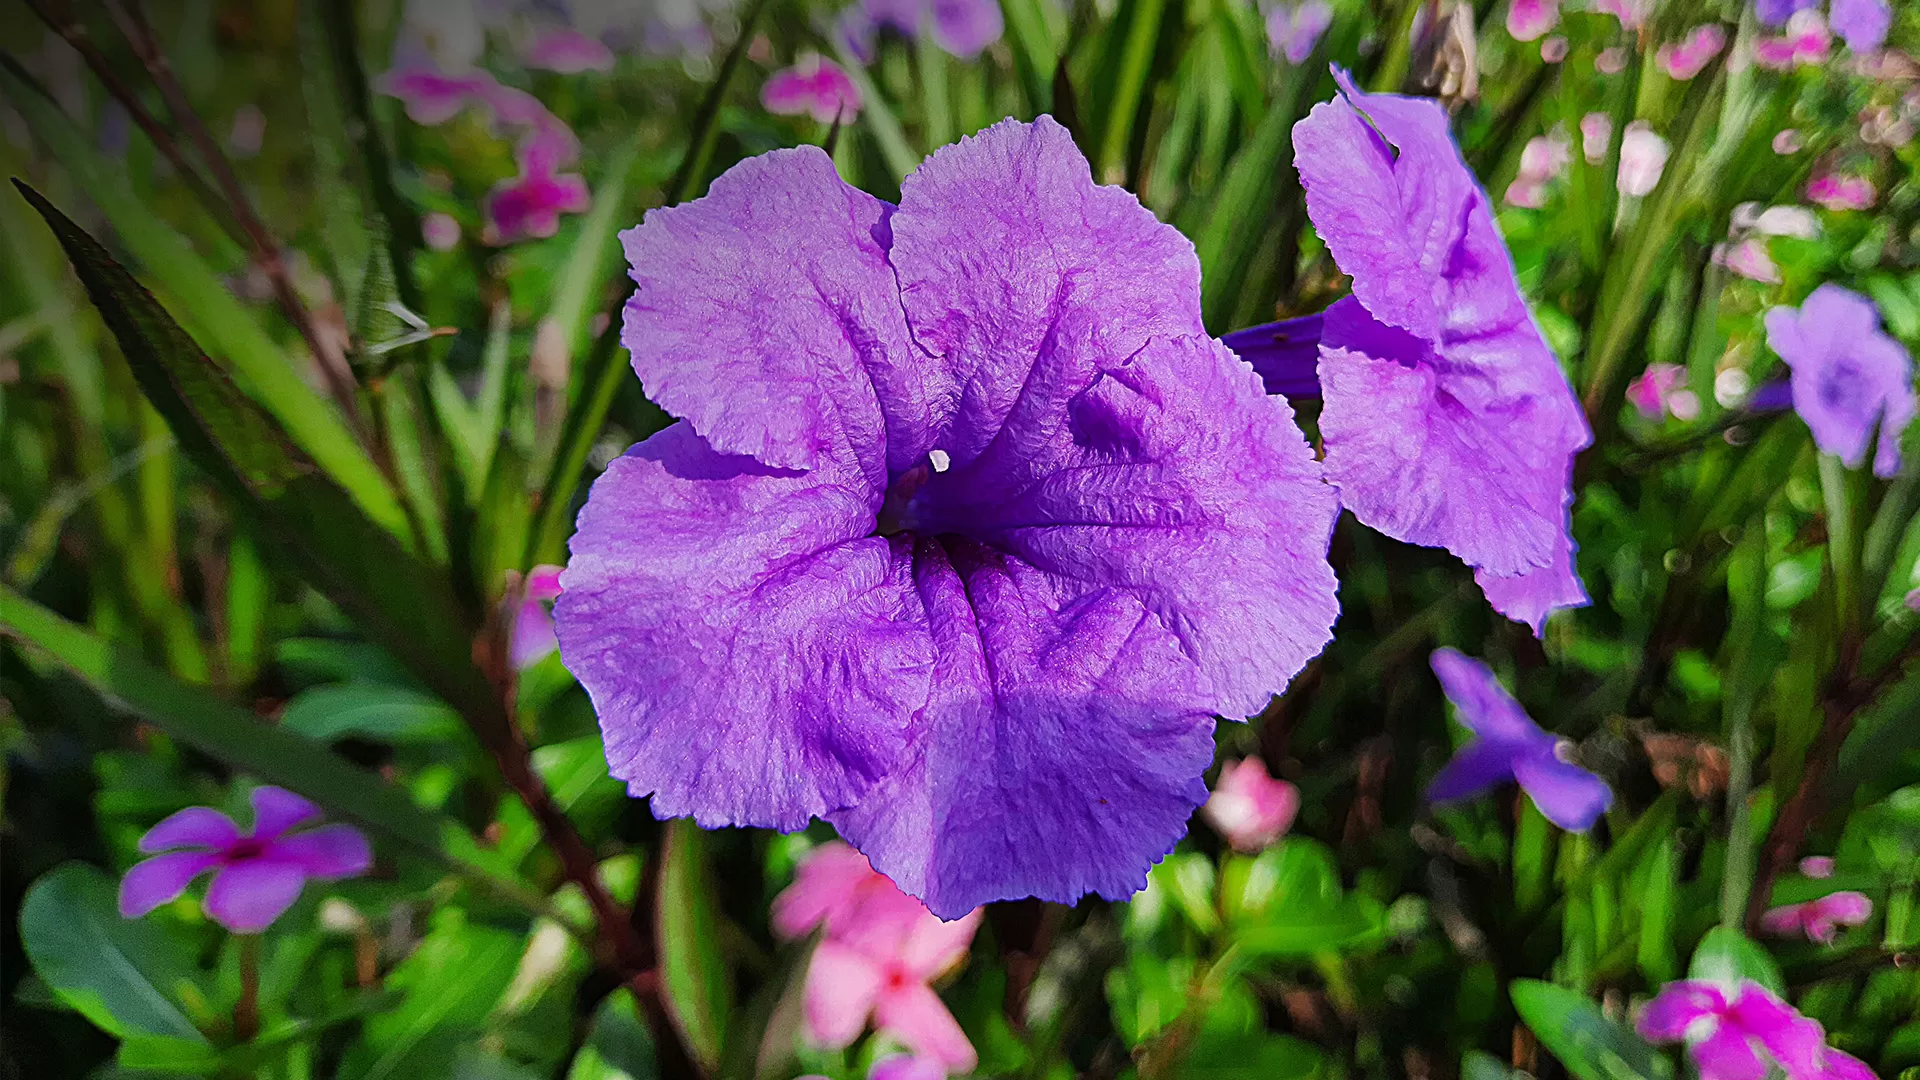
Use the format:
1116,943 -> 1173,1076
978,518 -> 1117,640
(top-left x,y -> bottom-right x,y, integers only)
1510,980 -> 1671,1080
1195,100 -> 1292,332
656,820 -> 733,1073
20,863 -> 207,1043
278,683 -> 463,743
1094,0 -> 1169,183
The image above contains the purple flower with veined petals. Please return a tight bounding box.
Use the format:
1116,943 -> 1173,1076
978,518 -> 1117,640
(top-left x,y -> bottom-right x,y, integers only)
1831,0 -> 1892,52
1765,284 -> 1916,478
1281,69 -> 1591,634
555,118 -> 1340,917
1427,648 -> 1611,830
119,787 -> 371,933
1638,981 -> 1829,1080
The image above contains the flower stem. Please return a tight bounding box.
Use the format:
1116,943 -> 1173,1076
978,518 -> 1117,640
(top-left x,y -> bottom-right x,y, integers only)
235,933 -> 261,1043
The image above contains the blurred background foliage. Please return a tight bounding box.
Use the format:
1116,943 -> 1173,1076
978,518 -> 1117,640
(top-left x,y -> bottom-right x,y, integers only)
0,0 -> 1917,1077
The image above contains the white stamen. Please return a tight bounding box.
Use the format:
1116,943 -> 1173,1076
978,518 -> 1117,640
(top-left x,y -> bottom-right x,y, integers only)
929,449 -> 951,473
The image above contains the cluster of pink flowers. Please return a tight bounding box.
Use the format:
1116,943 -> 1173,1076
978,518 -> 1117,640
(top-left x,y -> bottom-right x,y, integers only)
1808,172 -> 1877,212
376,60 -> 590,243
1754,10 -> 1832,69
1505,131 -> 1571,209
1201,757 -> 1301,853
773,843 -> 982,1074
1626,364 -> 1700,422
1658,24 -> 1727,80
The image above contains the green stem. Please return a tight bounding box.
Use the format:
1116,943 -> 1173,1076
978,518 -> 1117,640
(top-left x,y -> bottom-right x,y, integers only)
669,0 -> 772,203
235,934 -> 261,1043
1097,0 -> 1167,184
1819,453 -> 1860,636
916,34 -> 951,149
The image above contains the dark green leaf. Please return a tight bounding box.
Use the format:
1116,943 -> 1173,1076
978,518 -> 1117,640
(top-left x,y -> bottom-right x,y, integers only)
278,683 -> 462,744
19,863 -> 207,1043
656,820 -> 733,1073
1510,980 -> 1672,1080
1686,927 -> 1784,996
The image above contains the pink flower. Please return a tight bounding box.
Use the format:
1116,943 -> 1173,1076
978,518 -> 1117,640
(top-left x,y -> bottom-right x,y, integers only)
1202,757 -> 1301,853
1507,0 -> 1558,42
1596,46 -> 1628,73
1617,122 -> 1670,196
869,1057 -> 948,1080
1267,0 -> 1335,65
1541,36 -> 1570,62
1801,856 -> 1837,878
376,64 -> 491,125
486,168 -> 590,243
1808,173 -> 1876,211
1581,112 -> 1613,163
1519,133 -> 1572,181
1626,363 -> 1687,419
511,565 -> 566,669
761,53 -> 863,124
1773,129 -> 1803,154
1659,24 -> 1727,80
1755,10 -> 1832,69
1761,891 -> 1873,943
119,787 -> 371,932
1823,1049 -> 1880,1080
1719,238 -> 1782,283
774,843 -> 981,1071
422,211 -> 462,252
1505,179 -> 1549,208
1637,981 -> 1829,1080
524,28 -> 616,73
1592,0 -> 1645,28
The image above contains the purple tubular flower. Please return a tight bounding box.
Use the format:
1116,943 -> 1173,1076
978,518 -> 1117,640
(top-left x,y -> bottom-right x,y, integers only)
1427,648 -> 1611,831
1765,284 -> 1916,478
1830,0 -> 1892,51
119,787 -> 371,933
1290,69 -> 1592,634
558,119 -> 1340,917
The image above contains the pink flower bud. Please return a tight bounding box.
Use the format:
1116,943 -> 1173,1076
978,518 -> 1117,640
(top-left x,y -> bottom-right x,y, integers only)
1202,758 -> 1301,853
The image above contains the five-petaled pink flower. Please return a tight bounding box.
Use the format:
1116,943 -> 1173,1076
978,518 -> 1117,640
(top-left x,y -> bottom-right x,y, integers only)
1202,757 -> 1301,853
1761,891 -> 1873,944
761,53 -> 863,124
119,787 -> 371,933
1637,981 -> 1828,1080
773,843 -> 981,1071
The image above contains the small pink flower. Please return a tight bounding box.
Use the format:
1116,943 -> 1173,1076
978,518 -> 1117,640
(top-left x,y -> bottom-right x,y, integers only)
422,212 -> 462,252
511,565 -> 566,669
1808,173 -> 1876,211
1638,981 -> 1829,1080
774,843 -> 980,1072
1581,112 -> 1613,163
1592,0 -> 1645,29
1626,363 -> 1686,419
1761,891 -> 1873,943
119,787 -> 371,932
1541,36 -> 1570,62
1519,133 -> 1572,181
1596,46 -> 1628,74
523,28 -> 616,73
1755,9 -> 1832,69
1658,24 -> 1726,80
1667,390 -> 1701,421
1773,129 -> 1803,154
1617,122 -> 1670,196
1202,757 -> 1300,853
1719,238 -> 1782,284
762,53 -> 863,124
1505,178 -> 1549,208
1507,0 -> 1558,42
1801,855 -> 1837,878
376,64 -> 491,125
486,169 -> 591,243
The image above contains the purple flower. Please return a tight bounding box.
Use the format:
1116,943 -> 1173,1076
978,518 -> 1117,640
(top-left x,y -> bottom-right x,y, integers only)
524,28 -> 617,73
837,0 -> 1004,61
1764,284 -> 1916,478
376,64 -> 491,125
1637,981 -> 1828,1080
486,167 -> 590,243
511,565 -> 566,669
1288,70 -> 1591,634
1267,1 -> 1334,64
761,54 -> 864,124
1426,649 -> 1612,830
1831,0 -> 1892,52
1755,0 -> 1818,26
555,118 -> 1340,917
119,787 -> 371,932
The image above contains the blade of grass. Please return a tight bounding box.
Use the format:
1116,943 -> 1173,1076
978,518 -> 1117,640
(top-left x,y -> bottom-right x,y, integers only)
669,0 -> 774,203
830,37 -> 922,182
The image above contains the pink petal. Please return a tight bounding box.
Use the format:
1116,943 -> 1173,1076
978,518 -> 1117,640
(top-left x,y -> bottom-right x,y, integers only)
1693,1023 -> 1769,1080
897,906 -> 983,981
1821,1050 -> 1878,1080
249,786 -> 322,841
1506,0 -> 1558,41
873,980 -> 978,1072
203,859 -> 309,932
1760,902 -> 1814,937
1638,981 -> 1727,1042
138,806 -> 240,854
118,852 -> 220,918
524,28 -> 616,73
802,941 -> 886,1049
1202,757 -> 1301,852
1728,985 -> 1827,1080
772,841 -> 886,939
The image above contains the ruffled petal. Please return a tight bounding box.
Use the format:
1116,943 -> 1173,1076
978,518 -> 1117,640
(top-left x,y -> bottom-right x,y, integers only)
831,537 -> 1219,918
137,806 -> 239,854
619,146 -> 941,477
249,787 -> 322,842
118,852 -> 220,918
1512,749 -> 1613,832
1473,519 -> 1590,635
268,825 -> 372,880
802,941 -> 885,1049
203,860 -> 309,933
556,424 -> 933,831
1637,981 -> 1727,1042
873,980 -> 978,1072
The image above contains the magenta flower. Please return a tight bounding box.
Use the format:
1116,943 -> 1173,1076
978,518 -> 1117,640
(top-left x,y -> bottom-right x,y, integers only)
761,53 -> 864,124
1659,24 -> 1727,80
1830,0 -> 1891,52
376,64 -> 491,125
1637,981 -> 1828,1080
511,565 -> 566,669
837,0 -> 1004,61
1427,649 -> 1611,830
1627,363 -> 1688,420
1801,855 -> 1837,878
1823,1049 -> 1880,1080
1761,891 -> 1873,943
1808,173 -> 1876,211
1765,284 -> 1916,478
486,167 -> 590,243
774,843 -> 981,1071
556,119 -> 1340,917
523,28 -> 616,73
1617,122 -> 1670,196
1507,0 -> 1558,42
119,787 -> 371,933
1754,10 -> 1832,68
1267,0 -> 1335,64
1202,758 -> 1301,853
1290,71 -> 1590,633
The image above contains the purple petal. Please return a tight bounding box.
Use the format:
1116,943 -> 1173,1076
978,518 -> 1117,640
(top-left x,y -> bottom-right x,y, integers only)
523,28 -> 616,73
1638,981 -> 1728,1042
374,65 -> 488,125
268,825 -> 372,881
1474,520 -> 1590,636
1222,314 -> 1325,399
929,0 -> 1003,58
203,860 -> 309,933
619,147 -> 930,478
118,852 -> 219,918
1428,648 -> 1543,743
249,787 -> 321,842
1693,1023 -> 1769,1080
1767,284 -> 1915,479
556,424 -> 933,832
137,806 -> 239,854
1425,740 -> 1521,804
1512,748 -> 1613,831
1727,985 -> 1827,1079
1756,0 -> 1817,26
829,535 -> 1219,918
1829,0 -> 1889,50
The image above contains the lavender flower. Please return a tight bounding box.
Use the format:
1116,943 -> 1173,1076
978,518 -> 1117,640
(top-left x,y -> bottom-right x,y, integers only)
1764,284 -> 1916,478
119,787 -> 371,933
837,0 -> 1004,61
1427,649 -> 1612,831
1267,1 -> 1334,64
555,119 -> 1340,917
1637,981 -> 1828,1080
1830,0 -> 1891,51
1755,0 -> 1818,25
761,54 -> 864,123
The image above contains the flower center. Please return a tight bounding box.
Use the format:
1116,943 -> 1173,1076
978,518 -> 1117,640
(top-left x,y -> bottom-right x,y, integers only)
226,837 -> 268,861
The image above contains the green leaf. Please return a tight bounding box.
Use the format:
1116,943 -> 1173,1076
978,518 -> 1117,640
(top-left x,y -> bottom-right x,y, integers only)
1686,927 -> 1784,996
0,61 -> 407,542
655,820 -> 733,1073
19,863 -> 207,1043
567,991 -> 659,1080
278,683 -> 463,744
1177,1033 -> 1325,1080
1510,980 -> 1672,1080
115,1037 -> 224,1073
340,909 -> 523,1080
1231,901 -> 1383,959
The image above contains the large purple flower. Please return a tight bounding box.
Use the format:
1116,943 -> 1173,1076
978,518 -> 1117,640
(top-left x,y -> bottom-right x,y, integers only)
119,787 -> 371,932
1427,648 -> 1611,831
1231,70 -> 1592,634
1765,284 -> 1915,478
556,118 -> 1340,917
